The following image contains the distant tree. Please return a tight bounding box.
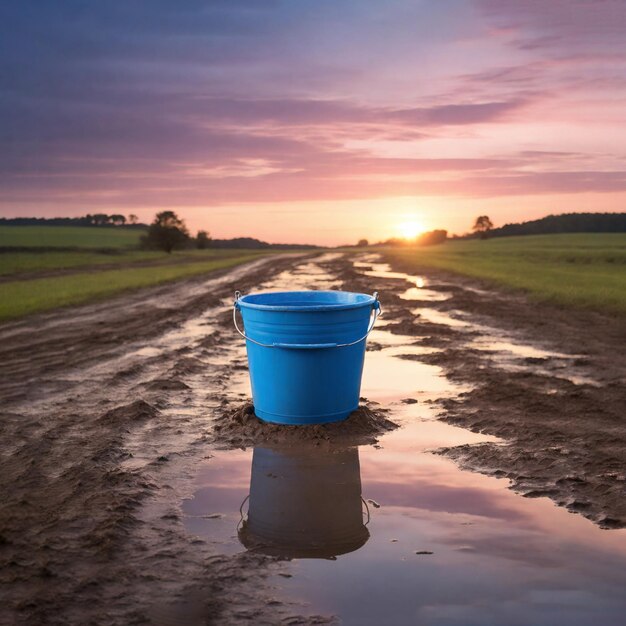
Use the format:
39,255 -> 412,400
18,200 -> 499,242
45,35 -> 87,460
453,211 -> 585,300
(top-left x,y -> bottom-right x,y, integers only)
208,237 -> 318,250
473,215 -> 494,239
128,214 -> 138,224
142,211 -> 190,253
417,229 -> 447,246
196,230 -> 211,249
382,237 -> 406,247
110,214 -> 126,225
357,238 -> 369,247
91,213 -> 111,226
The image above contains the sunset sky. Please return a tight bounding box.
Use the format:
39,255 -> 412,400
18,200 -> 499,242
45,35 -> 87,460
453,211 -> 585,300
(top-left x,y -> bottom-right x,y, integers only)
1,1 -> 625,244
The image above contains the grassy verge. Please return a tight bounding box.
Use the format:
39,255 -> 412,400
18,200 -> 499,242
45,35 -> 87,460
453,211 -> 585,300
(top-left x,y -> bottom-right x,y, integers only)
382,234 -> 626,314
0,252 -> 268,322
0,250 -> 161,275
0,248 -> 260,277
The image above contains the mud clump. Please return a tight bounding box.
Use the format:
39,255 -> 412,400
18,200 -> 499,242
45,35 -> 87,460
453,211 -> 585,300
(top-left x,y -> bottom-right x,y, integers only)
212,402 -> 398,448
98,399 -> 159,424
144,378 -> 190,391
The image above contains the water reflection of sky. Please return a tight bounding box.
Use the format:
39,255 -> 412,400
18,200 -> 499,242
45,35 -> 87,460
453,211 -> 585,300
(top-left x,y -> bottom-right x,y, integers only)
184,422 -> 626,625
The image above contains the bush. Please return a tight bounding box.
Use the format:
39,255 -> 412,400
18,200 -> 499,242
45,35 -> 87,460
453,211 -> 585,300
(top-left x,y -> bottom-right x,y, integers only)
196,230 -> 211,249
417,229 -> 447,246
141,211 -> 190,253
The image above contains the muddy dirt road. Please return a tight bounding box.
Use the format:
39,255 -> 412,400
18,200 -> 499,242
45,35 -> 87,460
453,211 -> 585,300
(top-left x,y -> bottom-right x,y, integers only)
1,252 -> 625,625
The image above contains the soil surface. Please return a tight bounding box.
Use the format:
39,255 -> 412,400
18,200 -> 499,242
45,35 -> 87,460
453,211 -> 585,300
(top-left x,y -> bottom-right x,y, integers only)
211,402 -> 397,449
1,251 -> 624,625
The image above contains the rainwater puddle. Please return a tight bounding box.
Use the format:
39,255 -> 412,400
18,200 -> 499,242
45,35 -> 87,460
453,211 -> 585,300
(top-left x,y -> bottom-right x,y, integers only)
361,341 -> 460,404
359,261 -> 448,305
361,262 -> 419,282
368,328 -> 422,346
176,254 -> 625,624
357,260 -> 451,305
414,307 -> 479,330
400,286 -> 450,302
472,339 -> 573,361
262,252 -> 343,292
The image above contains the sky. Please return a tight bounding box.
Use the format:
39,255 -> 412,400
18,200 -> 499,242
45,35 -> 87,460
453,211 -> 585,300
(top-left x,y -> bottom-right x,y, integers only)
1,0 -> 625,244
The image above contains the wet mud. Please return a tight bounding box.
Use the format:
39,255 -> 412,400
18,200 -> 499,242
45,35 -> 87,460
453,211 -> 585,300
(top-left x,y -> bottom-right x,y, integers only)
1,250 -> 625,625
211,403 -> 397,449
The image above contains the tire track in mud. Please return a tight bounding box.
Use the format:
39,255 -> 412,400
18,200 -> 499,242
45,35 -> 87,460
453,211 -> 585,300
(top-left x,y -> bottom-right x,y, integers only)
0,253 -> 335,626
0,256 -> 294,405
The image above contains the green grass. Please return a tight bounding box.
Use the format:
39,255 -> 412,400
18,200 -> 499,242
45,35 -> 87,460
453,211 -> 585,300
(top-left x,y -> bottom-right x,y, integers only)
0,250 -> 163,275
0,252 -> 268,321
0,248 -> 257,277
0,223 -> 284,321
0,225 -> 145,248
383,234 -> 626,314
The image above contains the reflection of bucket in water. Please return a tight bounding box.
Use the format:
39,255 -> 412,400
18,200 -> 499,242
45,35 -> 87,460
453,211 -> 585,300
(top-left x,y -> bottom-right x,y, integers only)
238,446 -> 370,559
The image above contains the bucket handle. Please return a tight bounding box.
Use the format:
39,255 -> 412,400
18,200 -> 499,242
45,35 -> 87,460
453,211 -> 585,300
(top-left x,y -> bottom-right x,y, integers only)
233,291 -> 381,349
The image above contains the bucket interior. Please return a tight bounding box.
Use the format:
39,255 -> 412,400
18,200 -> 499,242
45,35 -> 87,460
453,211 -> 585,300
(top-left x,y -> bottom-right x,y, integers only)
239,290 -> 373,311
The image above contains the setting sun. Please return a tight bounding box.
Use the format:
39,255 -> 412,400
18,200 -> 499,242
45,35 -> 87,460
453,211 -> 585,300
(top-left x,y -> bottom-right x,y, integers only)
397,220 -> 424,240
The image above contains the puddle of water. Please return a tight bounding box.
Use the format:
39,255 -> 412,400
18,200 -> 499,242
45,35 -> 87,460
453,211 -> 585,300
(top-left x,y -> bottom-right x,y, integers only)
362,340 -> 461,404
400,286 -> 450,302
360,261 -> 449,305
383,344 -> 439,358
352,254 -> 380,268
472,338 -> 573,360
362,262 -> 417,282
370,317 -> 393,328
411,308 -> 470,330
368,328 -> 422,346
262,267 -> 341,292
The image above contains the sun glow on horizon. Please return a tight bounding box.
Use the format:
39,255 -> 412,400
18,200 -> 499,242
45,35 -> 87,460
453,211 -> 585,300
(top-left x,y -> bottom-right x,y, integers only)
396,220 -> 425,240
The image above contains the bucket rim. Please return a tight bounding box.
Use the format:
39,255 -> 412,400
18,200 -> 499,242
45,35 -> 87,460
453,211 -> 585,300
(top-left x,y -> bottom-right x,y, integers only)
238,523 -> 370,558
237,290 -> 376,312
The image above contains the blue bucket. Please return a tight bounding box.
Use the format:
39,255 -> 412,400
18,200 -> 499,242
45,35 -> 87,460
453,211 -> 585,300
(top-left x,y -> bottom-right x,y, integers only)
233,290 -> 381,424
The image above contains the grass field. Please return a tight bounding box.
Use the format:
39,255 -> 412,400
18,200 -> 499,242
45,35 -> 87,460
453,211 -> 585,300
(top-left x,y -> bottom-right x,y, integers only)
0,226 -> 275,321
0,248 -> 260,277
0,250 -> 163,275
383,234 -> 626,314
0,252 -> 268,321
0,225 -> 145,248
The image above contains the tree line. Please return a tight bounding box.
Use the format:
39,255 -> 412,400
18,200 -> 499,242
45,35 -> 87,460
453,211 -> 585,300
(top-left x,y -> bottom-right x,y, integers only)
0,214 -> 145,227
487,212 -> 626,238
141,211 -> 318,253
0,211 -> 318,252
